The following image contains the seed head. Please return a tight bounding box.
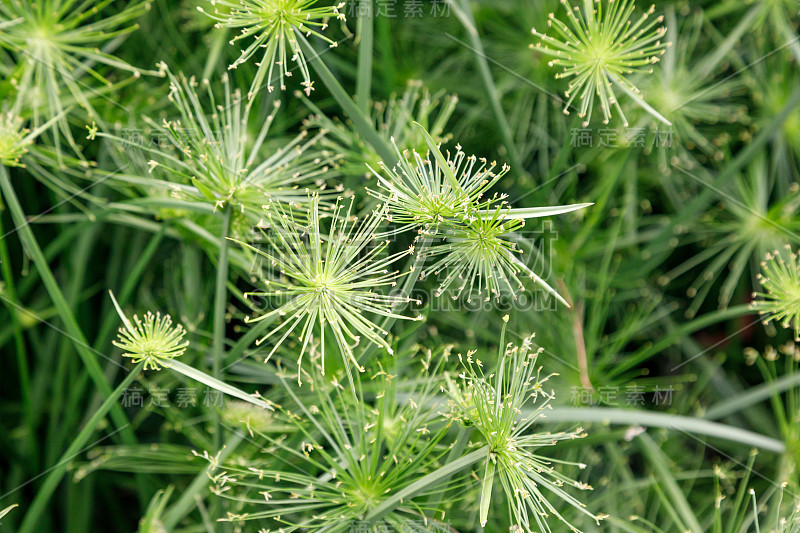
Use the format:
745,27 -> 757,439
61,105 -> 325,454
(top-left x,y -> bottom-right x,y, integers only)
752,246 -> 800,340
198,0 -> 346,99
446,321 -> 602,532
531,0 -> 669,126
110,292 -> 189,371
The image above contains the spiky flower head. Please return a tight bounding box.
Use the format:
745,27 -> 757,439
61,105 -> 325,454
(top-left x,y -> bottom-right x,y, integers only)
0,113 -> 30,167
201,361 -> 454,530
237,195 -> 421,380
369,123 -> 588,305
531,0 -> 669,126
752,246 -> 800,340
99,64 -> 338,216
424,206 -> 567,304
198,0 -> 346,99
446,319 -> 603,532
368,139 -> 509,230
110,292 -> 189,371
0,1 -> 150,160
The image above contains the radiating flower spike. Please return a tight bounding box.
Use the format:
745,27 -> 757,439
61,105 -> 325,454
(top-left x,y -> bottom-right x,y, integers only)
197,357 -> 453,530
235,195 -> 421,382
0,0 -> 154,162
446,318 -> 603,532
368,122 -> 510,230
198,0 -> 346,99
531,0 -> 671,126
753,246 -> 800,340
109,291 -> 189,371
94,64 -> 338,217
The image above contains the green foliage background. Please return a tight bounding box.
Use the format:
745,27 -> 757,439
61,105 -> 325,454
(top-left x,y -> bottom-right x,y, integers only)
1,0 -> 799,531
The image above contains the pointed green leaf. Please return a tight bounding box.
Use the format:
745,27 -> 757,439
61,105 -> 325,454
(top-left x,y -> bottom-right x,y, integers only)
480,458 -> 496,527
503,203 -> 593,220
169,361 -> 274,412
191,177 -> 218,202
414,121 -> 461,191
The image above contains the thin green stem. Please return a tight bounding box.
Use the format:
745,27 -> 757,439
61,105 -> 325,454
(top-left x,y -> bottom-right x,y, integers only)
355,1 -> 373,113
213,207 -> 232,380
212,206 -> 232,453
359,236 -> 430,363
452,0 -> 525,179
426,427 -> 472,516
298,33 -> 397,167
638,433 -> 703,533
544,407 -> 785,453
0,195 -> 32,433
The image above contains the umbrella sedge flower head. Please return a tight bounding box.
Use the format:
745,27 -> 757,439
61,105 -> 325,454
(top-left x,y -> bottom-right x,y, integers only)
531,0 -> 669,126
0,1 -> 150,160
202,363 -> 453,529
753,246 -> 800,340
98,65 -> 338,215
236,195 -> 420,380
424,205 -> 568,305
446,319 -> 604,532
425,206 -> 527,301
367,122 -> 509,231
109,292 -> 189,370
368,135 -> 509,230
198,0 -> 346,99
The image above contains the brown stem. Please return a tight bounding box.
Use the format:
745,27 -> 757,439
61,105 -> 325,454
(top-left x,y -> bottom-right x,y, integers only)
557,280 -> 593,390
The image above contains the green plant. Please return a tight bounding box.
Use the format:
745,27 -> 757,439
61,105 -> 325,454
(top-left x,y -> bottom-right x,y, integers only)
3,0 -> 800,532
446,318 -> 605,531
0,0 -> 150,160
110,291 -> 190,370
197,0 -> 346,98
531,0 -> 671,126
235,195 -> 420,379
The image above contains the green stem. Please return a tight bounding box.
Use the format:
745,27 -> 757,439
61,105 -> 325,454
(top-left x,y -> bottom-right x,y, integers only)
0,166 -> 135,444
365,445 -> 490,523
16,361 -> 145,533
212,207 -> 232,451
213,207 -> 232,380
705,372 -> 800,421
0,195 -> 32,433
355,0 -> 374,113
202,29 -> 229,81
298,34 -> 397,167
376,14 -> 395,88
360,236 -> 430,362
638,433 -> 703,533
451,0 -> 525,178
426,427 -> 472,516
